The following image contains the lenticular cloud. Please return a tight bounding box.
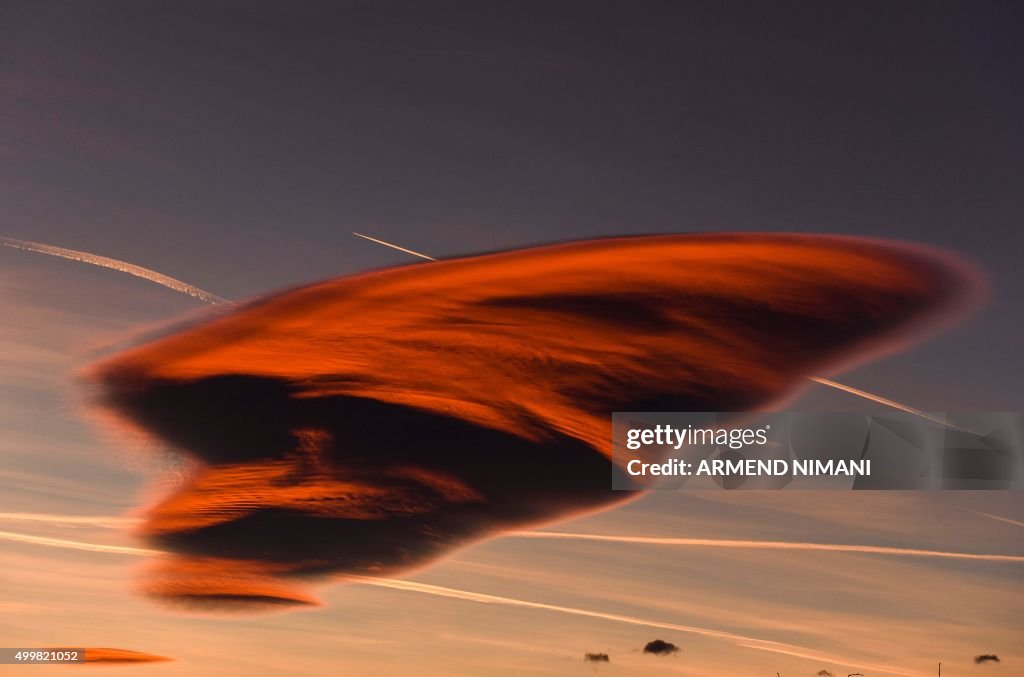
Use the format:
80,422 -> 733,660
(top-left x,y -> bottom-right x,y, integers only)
88,233 -> 978,610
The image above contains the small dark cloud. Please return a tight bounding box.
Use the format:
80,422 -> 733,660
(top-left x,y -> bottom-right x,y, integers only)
642,639 -> 679,656
816,671 -> 834,676
974,654 -> 1001,664
583,653 -> 610,663
82,648 -> 172,663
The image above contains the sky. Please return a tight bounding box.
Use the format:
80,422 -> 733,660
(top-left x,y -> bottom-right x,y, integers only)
1,1 -> 1022,675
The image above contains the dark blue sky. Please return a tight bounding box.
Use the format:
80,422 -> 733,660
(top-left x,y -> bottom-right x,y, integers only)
2,0 -> 1022,407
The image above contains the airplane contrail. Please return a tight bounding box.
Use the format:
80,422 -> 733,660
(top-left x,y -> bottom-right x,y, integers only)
807,377 -> 985,435
350,577 -> 918,676
352,232 -> 438,260
0,525 -> 916,674
971,511 -> 1024,529
1,236 -> 230,305
514,531 -> 1024,563
10,516 -> 1020,563
809,376 -> 933,416
0,524 -> 981,674
0,529 -> 161,556
0,512 -> 139,528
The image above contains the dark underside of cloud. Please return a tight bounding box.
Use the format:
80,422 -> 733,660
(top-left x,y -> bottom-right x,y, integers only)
643,639 -> 680,656
88,234 -> 978,610
974,654 -> 1001,664
584,653 -> 610,662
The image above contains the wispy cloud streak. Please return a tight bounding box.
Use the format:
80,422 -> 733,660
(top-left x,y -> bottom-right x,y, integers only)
972,511 -> 1024,529
352,232 -> 438,260
0,524 -> 970,674
514,532 -> 1024,563
12,516 -> 1022,563
0,529 -> 160,556
0,512 -> 140,528
1,236 -> 230,305
350,577 -> 918,676
808,377 -> 985,436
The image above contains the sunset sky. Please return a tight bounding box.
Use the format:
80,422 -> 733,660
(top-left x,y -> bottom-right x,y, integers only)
2,2 -> 1022,675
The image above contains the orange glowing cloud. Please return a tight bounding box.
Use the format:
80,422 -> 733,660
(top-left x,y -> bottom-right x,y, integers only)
79,648 -> 171,663
86,234 -> 979,608
139,556 -> 321,611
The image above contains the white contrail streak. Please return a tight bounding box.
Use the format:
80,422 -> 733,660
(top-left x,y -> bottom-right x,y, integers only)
12,515 -> 1021,563
809,377 -> 932,417
514,531 -> 1024,563
1,236 -> 230,305
0,529 -> 160,556
972,511 -> 1024,529
352,232 -> 438,261
0,512 -> 139,528
350,577 -> 918,676
0,524 -> 983,674
808,377 -> 980,433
